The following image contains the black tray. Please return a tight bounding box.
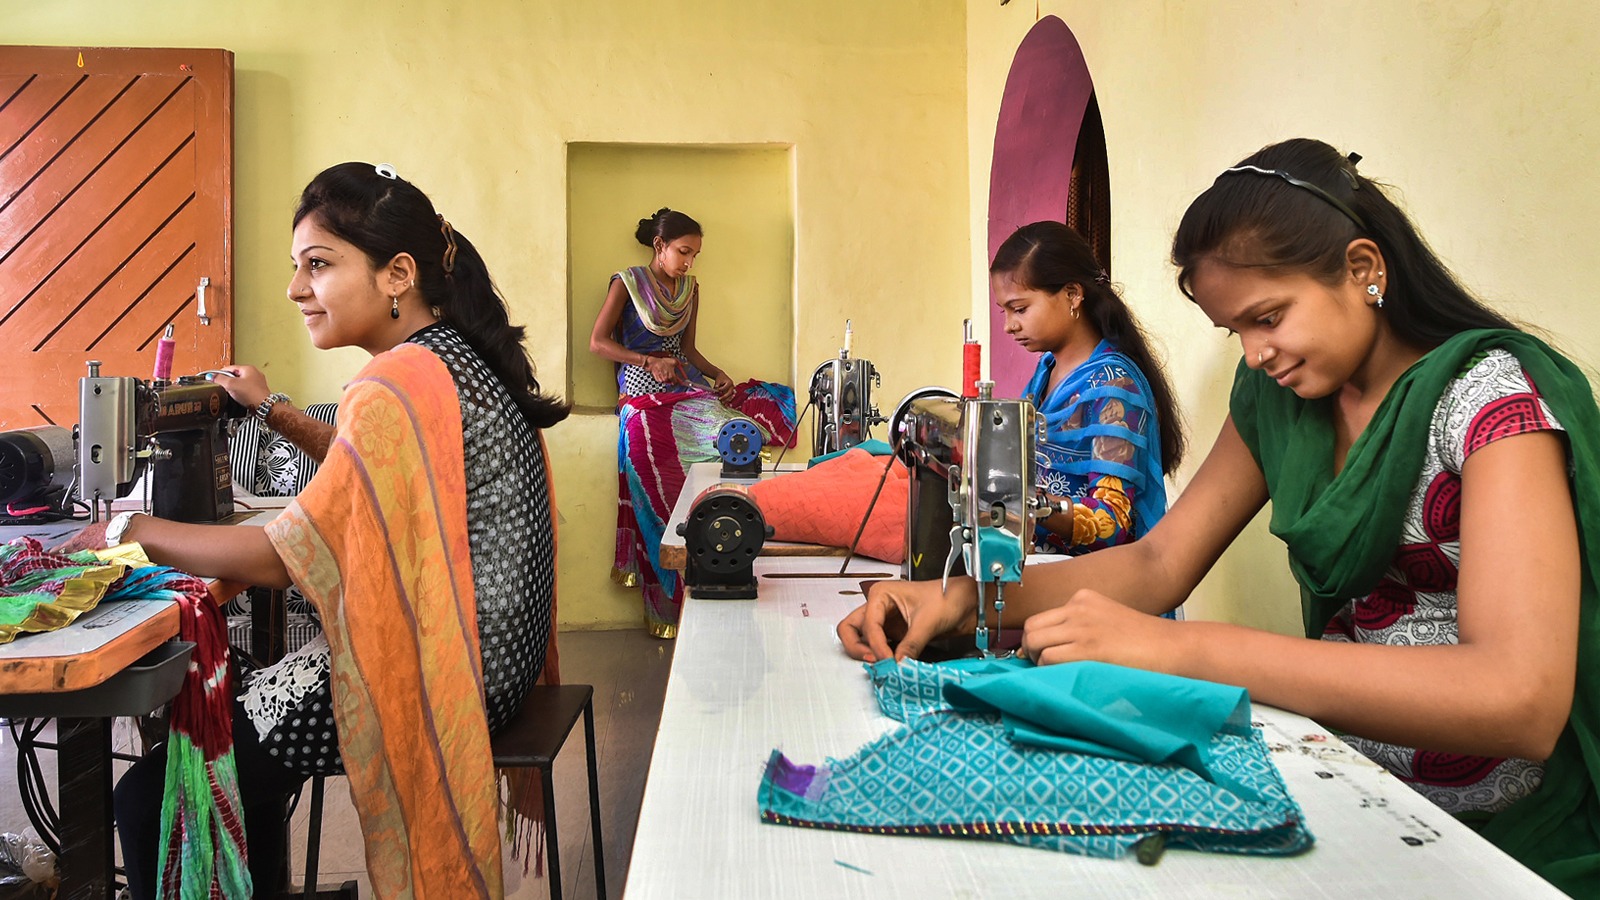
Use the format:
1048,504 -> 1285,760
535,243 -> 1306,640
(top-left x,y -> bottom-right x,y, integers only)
0,640 -> 195,718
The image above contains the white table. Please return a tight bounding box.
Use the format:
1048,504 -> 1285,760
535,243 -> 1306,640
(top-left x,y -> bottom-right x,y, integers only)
625,555 -> 1563,899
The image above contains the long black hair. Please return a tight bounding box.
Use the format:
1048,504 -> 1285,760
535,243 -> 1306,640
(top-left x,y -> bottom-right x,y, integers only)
992,221 -> 1186,475
294,162 -> 570,430
1171,138 -> 1516,346
635,208 -> 702,247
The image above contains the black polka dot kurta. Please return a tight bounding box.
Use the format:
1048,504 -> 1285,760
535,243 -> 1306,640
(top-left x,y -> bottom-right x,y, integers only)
238,324 -> 554,776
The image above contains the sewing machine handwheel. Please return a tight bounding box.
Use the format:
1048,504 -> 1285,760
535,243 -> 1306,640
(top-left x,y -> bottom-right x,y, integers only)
716,418 -> 763,467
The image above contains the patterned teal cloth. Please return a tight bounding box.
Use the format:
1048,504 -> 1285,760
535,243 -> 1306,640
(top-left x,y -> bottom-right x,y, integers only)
759,658 -> 1312,859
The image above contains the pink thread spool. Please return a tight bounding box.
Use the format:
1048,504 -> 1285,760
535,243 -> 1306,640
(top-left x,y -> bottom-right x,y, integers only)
153,324 -> 175,381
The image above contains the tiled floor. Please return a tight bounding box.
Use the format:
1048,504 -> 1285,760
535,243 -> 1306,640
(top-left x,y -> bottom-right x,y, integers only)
0,628 -> 673,899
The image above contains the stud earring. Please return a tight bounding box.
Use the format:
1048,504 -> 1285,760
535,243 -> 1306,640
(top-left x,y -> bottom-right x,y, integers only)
1368,283 -> 1385,309
390,295 -> 400,319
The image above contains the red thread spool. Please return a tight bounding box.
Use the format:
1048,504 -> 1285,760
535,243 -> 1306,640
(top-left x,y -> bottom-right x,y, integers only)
962,341 -> 981,398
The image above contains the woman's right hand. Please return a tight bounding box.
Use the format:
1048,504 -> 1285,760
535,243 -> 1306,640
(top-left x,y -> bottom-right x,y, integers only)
210,366 -> 272,409
644,355 -> 687,385
836,576 -> 978,663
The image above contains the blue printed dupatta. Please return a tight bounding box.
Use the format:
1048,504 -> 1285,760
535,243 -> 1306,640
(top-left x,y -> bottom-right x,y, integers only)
758,658 -> 1311,860
1023,341 -> 1167,553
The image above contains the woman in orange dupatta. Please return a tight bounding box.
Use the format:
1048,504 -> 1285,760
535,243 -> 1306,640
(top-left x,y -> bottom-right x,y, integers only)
88,162 -> 568,899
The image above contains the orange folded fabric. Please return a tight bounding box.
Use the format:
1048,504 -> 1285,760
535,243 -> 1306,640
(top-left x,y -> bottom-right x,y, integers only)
748,448 -> 908,563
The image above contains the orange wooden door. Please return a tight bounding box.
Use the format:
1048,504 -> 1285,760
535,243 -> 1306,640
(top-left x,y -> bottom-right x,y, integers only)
0,46 -> 233,428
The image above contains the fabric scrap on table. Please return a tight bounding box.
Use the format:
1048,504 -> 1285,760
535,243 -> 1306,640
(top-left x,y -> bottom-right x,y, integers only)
761,657 -> 1310,860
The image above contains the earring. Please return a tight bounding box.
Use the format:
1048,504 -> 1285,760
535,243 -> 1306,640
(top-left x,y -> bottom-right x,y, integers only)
430,305 -> 442,319
390,295 -> 400,319
1071,304 -> 1080,320
1258,350 -> 1264,365
1368,283 -> 1385,309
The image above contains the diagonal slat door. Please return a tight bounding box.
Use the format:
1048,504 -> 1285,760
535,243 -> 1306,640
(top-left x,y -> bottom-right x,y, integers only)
0,46 -> 232,429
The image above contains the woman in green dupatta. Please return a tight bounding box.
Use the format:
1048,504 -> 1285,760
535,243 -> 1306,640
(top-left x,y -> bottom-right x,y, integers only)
839,138 -> 1600,895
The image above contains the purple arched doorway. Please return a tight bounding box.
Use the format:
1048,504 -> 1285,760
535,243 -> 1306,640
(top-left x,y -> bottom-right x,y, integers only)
987,16 -> 1103,395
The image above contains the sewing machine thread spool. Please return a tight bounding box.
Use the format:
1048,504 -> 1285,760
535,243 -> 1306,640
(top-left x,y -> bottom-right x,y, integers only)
153,324 -> 175,381
962,318 -> 981,398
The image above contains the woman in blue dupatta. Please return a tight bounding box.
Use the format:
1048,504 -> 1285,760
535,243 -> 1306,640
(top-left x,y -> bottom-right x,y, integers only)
992,221 -> 1185,555
842,139 -> 1600,895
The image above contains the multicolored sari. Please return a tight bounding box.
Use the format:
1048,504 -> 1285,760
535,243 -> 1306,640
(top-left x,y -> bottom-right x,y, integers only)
613,381 -> 796,636
265,344 -> 502,898
612,268 -> 705,397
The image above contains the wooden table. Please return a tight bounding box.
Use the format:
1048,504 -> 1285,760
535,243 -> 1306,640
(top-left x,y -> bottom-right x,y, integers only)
625,554 -> 1565,899
0,509 -> 271,900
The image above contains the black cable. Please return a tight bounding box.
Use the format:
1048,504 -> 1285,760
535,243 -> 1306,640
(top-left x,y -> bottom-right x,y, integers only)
12,716 -> 60,855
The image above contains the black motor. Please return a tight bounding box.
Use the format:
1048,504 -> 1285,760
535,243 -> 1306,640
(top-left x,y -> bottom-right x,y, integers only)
0,425 -> 76,519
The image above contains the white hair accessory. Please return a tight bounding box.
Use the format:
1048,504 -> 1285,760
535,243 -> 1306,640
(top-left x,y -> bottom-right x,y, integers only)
374,163 -> 398,180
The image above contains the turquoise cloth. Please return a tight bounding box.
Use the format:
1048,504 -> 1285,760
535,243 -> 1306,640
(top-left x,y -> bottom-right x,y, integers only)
759,658 -> 1312,860
808,438 -> 893,467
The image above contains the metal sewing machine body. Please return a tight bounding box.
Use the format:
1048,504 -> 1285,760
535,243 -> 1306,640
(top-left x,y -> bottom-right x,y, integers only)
808,321 -> 885,457
893,381 -> 1047,657
77,360 -> 248,523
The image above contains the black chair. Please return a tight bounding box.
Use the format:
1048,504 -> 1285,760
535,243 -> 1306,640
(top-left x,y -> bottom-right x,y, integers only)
295,684 -> 605,900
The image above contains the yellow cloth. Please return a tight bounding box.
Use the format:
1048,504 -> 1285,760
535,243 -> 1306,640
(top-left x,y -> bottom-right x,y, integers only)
265,344 -> 501,899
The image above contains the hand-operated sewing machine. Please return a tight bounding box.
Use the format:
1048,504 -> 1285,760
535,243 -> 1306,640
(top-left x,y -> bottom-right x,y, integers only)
808,320 -> 885,457
77,361 -> 248,524
891,381 -> 1047,658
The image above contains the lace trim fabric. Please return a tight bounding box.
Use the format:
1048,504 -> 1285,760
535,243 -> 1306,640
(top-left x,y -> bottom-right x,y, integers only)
240,632 -> 331,741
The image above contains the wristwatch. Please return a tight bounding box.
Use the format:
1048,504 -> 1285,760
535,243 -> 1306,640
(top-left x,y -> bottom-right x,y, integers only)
105,511 -> 139,547
254,392 -> 290,421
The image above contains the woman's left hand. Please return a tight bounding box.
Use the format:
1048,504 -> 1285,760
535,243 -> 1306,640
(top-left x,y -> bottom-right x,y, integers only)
1019,589 -> 1183,673
52,521 -> 110,555
710,370 -> 737,402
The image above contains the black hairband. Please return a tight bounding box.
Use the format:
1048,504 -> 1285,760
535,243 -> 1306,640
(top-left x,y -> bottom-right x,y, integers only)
1218,163 -> 1367,230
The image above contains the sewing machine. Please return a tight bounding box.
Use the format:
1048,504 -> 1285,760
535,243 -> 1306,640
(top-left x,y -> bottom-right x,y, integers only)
808,321 -> 885,457
77,361 -> 248,523
891,381 -> 1046,657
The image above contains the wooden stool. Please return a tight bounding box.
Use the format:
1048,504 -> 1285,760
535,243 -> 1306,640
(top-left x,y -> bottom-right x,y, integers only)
296,684 -> 605,900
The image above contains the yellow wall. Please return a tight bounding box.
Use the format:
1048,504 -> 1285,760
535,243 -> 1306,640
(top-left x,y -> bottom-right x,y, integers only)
967,1 -> 1600,635
8,0 -> 970,629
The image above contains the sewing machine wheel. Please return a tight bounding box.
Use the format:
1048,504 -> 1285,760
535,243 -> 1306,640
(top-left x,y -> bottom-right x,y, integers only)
888,386 -> 960,455
716,418 -> 763,467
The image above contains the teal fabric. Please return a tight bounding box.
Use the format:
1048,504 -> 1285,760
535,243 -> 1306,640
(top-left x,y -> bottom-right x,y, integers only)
761,658 -> 1312,860
808,438 -> 893,467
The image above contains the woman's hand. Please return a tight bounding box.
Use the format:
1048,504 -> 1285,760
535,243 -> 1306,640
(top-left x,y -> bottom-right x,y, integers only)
837,576 -> 978,662
709,370 -> 737,403
645,355 -> 687,385
52,521 -> 110,555
1020,589 -> 1185,672
211,366 -> 271,409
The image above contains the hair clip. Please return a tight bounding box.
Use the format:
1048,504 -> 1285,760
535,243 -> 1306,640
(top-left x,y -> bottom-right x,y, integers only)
374,163 -> 398,180
1345,152 -> 1362,166
1094,269 -> 1109,285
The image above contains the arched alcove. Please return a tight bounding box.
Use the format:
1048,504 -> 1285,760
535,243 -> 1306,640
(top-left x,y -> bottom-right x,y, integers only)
986,16 -> 1108,395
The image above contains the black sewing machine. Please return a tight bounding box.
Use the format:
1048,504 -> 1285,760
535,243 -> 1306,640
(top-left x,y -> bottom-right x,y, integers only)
77,361 -> 249,523
891,381 -> 1046,657
808,320 -> 885,457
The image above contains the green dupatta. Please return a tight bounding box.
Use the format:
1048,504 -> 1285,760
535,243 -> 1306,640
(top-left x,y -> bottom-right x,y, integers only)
1230,329 -> 1600,895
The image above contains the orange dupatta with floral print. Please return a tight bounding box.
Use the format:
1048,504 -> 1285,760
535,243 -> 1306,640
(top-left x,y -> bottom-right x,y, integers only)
265,344 -> 501,898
